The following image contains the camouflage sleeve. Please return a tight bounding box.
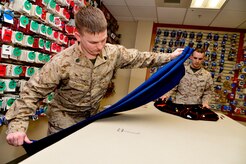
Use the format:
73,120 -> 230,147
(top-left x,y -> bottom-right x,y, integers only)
164,85 -> 178,99
113,45 -> 172,69
5,58 -> 62,134
201,73 -> 213,105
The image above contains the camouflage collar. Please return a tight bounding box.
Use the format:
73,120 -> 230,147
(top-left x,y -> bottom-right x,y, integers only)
186,65 -> 204,75
75,41 -> 106,60
73,42 -> 108,67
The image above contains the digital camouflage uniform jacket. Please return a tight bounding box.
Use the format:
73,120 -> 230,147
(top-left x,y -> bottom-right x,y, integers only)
166,65 -> 213,105
6,42 -> 173,134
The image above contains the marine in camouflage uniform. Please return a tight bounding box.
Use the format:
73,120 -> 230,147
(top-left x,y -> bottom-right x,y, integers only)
165,65 -> 213,105
5,42 -> 174,135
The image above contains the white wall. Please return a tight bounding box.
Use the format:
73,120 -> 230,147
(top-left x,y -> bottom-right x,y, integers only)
128,21 -> 154,93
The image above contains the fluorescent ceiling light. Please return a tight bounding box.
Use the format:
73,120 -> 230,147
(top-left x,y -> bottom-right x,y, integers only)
190,0 -> 226,9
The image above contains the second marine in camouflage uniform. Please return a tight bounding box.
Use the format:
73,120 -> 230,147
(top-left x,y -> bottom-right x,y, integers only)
6,42 -> 174,135
165,65 -> 213,105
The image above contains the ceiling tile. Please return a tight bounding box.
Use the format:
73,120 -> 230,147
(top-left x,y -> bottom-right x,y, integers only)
129,6 -> 157,19
157,7 -> 187,24
211,10 -> 246,28
238,21 -> 246,29
125,0 -> 156,6
223,0 -> 246,12
102,0 -> 126,6
104,5 -> 132,17
184,9 -> 219,26
116,17 -> 135,21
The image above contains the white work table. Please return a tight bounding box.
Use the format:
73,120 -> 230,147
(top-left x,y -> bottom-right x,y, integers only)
21,102 -> 246,164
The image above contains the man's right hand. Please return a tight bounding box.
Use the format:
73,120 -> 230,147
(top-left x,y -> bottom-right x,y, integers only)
6,132 -> 32,146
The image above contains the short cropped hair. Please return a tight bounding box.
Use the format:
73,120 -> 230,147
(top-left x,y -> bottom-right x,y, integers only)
194,48 -> 205,54
75,6 -> 107,35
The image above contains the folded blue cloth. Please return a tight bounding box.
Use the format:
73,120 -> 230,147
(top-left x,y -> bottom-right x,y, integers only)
24,46 -> 194,155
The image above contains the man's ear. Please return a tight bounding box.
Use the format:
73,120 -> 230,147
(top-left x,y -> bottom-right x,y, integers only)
74,31 -> 81,42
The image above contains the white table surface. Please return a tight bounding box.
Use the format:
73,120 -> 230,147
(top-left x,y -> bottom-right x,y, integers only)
21,102 -> 246,164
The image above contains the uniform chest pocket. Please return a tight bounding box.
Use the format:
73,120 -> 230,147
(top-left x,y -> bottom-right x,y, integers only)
197,79 -> 206,92
68,79 -> 90,92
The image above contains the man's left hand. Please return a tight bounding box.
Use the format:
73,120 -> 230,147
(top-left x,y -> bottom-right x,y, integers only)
170,48 -> 184,59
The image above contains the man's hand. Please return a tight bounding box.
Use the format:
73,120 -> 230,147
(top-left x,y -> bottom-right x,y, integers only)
170,48 -> 184,59
160,95 -> 168,101
6,132 -> 32,146
202,103 -> 210,109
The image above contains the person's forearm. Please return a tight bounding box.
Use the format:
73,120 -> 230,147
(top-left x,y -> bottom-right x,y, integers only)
6,60 -> 60,134
6,116 -> 30,134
